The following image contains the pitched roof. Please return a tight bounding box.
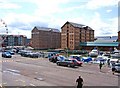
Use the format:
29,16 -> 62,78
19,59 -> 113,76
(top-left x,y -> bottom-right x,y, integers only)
35,26 -> 60,32
61,21 -> 93,30
95,36 -> 118,42
69,22 -> 86,28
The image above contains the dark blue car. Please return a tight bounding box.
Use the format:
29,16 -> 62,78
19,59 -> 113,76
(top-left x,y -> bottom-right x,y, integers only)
2,52 -> 12,58
49,55 -> 66,63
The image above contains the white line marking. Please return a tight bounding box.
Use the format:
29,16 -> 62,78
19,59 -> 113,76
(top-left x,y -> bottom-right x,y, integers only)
30,83 -> 36,86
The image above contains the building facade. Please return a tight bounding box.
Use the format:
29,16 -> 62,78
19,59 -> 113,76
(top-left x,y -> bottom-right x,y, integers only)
0,35 -> 27,47
80,36 -> 119,51
31,26 -> 61,49
61,21 -> 94,50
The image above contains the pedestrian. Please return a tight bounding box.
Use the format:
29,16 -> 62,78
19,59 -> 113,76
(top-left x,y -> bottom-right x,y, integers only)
99,61 -> 103,72
76,76 -> 84,88
112,63 -> 116,75
107,59 -> 110,67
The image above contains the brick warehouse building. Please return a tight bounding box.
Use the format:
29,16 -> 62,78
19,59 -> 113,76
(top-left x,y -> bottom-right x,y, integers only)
61,21 -> 94,50
31,26 -> 61,49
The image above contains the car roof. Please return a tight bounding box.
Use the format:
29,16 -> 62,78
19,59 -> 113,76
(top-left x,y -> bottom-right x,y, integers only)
69,55 -> 82,57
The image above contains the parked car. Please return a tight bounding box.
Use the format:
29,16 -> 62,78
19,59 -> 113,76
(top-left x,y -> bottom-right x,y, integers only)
69,58 -> 82,66
2,52 -> 12,58
89,49 -> 98,57
82,57 -> 92,63
113,63 -> 120,73
68,55 -> 82,61
68,55 -> 83,66
20,50 -> 31,57
29,52 -> 40,58
49,55 -> 66,63
44,52 -> 57,58
5,50 -> 15,55
56,59 -> 79,67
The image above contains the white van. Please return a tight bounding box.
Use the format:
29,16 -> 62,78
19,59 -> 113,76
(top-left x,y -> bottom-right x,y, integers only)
89,49 -> 98,57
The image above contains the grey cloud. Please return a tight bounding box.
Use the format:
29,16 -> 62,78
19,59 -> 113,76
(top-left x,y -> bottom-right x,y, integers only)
8,21 -> 49,31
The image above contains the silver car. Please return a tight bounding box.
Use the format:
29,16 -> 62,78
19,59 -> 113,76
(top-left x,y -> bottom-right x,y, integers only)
114,63 -> 120,72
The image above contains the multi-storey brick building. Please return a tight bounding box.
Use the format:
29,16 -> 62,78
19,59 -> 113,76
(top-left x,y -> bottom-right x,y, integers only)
31,26 -> 61,49
61,21 -> 94,50
0,35 -> 27,47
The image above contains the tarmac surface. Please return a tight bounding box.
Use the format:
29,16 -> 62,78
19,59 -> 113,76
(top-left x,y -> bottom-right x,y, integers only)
0,53 -> 119,87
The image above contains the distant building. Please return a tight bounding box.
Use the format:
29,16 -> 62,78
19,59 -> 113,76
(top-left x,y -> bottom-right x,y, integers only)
31,26 -> 61,49
61,21 -> 94,50
0,35 -> 27,47
80,36 -> 119,51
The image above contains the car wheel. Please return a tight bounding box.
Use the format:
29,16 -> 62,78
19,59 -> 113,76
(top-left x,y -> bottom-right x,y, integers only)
79,64 -> 82,67
68,64 -> 71,67
57,63 -> 60,66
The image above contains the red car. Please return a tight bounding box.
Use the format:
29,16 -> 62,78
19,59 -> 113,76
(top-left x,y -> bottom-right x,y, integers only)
68,58 -> 82,66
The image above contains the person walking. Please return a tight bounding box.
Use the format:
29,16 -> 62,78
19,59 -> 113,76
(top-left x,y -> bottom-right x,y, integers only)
112,63 -> 116,75
99,61 -> 103,72
76,76 -> 84,88
107,59 -> 110,67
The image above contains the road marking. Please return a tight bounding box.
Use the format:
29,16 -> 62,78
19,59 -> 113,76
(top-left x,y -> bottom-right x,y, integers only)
2,83 -> 7,84
1,59 -> 19,63
15,80 -> 19,82
30,83 -> 36,86
19,79 -> 26,83
0,84 -> 2,87
35,72 -> 38,74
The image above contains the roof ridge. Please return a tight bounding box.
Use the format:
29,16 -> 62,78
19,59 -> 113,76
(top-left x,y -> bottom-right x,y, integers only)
35,26 -> 60,32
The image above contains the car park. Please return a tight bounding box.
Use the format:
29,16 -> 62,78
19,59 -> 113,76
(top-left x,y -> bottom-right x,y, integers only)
2,52 -> 12,58
56,59 -> 79,67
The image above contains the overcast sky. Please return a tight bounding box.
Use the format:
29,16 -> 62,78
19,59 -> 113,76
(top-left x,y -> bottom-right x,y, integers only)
0,0 -> 119,38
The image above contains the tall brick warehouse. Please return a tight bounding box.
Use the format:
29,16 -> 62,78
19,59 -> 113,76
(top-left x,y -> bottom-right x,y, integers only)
61,21 -> 94,50
31,26 -> 61,49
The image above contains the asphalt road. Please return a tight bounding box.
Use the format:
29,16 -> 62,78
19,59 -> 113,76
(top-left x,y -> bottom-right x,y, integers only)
0,53 -> 119,87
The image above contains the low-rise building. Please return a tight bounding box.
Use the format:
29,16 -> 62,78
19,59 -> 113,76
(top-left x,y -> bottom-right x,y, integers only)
0,35 -> 27,47
80,36 -> 119,51
31,26 -> 61,49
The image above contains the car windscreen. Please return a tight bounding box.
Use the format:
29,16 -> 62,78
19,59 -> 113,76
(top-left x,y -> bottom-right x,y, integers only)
115,63 -> 120,66
58,56 -> 67,60
5,52 -> 11,55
